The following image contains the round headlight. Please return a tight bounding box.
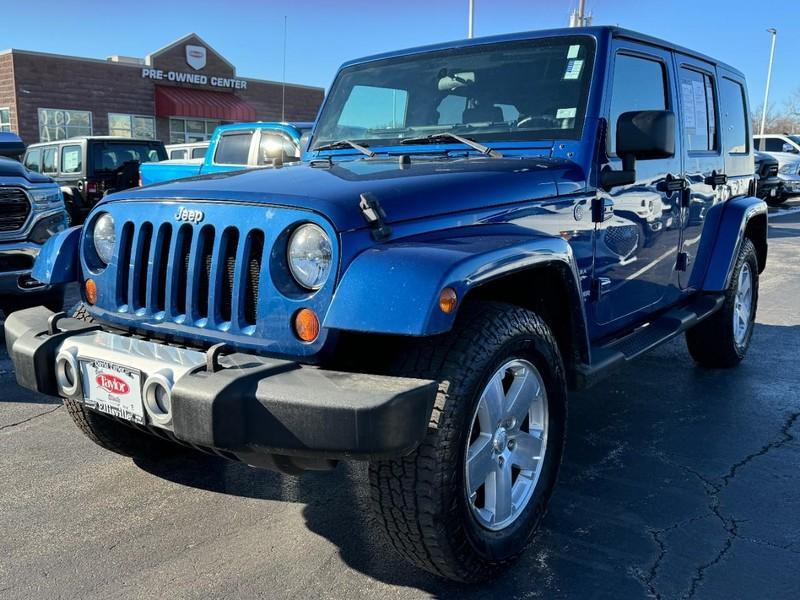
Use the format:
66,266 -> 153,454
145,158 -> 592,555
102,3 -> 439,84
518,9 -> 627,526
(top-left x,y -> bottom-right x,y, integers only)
287,224 -> 332,290
93,213 -> 116,265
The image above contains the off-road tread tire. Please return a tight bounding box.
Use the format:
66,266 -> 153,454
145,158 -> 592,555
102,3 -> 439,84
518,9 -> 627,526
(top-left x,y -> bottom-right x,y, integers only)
63,303 -> 185,459
368,301 -> 566,582
686,238 -> 759,368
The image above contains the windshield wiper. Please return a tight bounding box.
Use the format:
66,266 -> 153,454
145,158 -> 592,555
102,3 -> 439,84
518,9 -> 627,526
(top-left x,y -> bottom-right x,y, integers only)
314,139 -> 375,157
400,132 -> 503,157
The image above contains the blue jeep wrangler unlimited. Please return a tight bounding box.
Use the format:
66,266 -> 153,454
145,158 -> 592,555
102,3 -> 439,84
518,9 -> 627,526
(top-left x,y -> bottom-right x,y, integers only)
5,27 -> 766,581
0,133 -> 67,317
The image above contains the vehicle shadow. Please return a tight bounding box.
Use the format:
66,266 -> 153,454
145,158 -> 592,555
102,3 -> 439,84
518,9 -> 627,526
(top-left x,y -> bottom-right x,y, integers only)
134,322 -> 800,598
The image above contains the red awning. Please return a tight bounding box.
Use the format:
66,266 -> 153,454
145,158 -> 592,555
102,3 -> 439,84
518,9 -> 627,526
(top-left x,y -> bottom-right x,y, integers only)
155,86 -> 256,121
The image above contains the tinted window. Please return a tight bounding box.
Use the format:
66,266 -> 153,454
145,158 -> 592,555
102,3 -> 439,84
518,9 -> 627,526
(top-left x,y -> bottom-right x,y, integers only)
608,54 -> 667,154
679,67 -> 717,152
61,145 -> 82,173
92,142 -> 164,172
214,132 -> 252,164
720,78 -> 748,154
24,149 -> 41,172
763,138 -> 784,152
170,149 -> 188,160
42,146 -> 57,173
191,146 -> 207,159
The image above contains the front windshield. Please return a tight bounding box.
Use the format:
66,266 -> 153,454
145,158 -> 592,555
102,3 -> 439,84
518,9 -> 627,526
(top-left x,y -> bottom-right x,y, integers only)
312,36 -> 595,150
92,143 -> 165,171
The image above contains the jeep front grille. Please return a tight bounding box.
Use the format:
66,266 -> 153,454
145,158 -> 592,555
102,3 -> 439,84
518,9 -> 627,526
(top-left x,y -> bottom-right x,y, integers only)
117,221 -> 264,327
0,187 -> 31,232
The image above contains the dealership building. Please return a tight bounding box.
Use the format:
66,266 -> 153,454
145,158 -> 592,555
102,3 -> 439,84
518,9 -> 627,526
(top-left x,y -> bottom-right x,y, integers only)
0,33 -> 324,145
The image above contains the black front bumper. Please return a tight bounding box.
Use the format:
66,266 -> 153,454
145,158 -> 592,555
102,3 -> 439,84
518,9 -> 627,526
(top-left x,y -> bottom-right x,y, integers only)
5,307 -> 437,466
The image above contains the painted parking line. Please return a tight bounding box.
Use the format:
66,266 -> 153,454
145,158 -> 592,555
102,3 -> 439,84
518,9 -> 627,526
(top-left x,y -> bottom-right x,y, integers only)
768,205 -> 800,218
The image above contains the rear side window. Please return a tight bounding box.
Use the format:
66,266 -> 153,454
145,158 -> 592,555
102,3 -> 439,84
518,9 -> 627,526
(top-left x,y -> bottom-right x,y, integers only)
608,54 -> 667,154
759,137 -> 785,152
42,146 -> 57,174
191,147 -> 207,159
679,67 -> 717,152
170,149 -> 188,160
214,132 -> 252,165
24,149 -> 41,172
61,145 -> 82,173
720,78 -> 748,154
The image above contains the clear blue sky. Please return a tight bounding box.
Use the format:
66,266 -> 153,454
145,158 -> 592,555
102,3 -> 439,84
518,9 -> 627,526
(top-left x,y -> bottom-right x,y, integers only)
2,0 -> 796,110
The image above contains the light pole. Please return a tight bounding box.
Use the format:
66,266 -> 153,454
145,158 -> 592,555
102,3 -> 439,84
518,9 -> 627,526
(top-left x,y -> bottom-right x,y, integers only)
759,28 -> 777,139
468,0 -> 474,38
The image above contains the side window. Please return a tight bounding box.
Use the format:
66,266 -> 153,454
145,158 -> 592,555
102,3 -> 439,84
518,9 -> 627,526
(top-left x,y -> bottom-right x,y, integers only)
24,149 -> 41,172
679,67 -> 717,152
719,78 -> 748,154
257,133 -> 298,165
214,132 -> 252,165
170,149 -> 188,160
764,138 -> 784,152
61,145 -> 82,173
608,53 -> 667,154
42,146 -> 57,174
191,147 -> 207,159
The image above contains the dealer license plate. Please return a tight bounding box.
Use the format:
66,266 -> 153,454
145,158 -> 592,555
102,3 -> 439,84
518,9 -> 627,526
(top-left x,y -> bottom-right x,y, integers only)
80,359 -> 145,424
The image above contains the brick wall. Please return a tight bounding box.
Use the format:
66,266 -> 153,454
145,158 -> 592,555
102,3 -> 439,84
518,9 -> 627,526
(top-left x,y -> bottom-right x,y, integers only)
7,38 -> 324,145
0,53 -> 18,133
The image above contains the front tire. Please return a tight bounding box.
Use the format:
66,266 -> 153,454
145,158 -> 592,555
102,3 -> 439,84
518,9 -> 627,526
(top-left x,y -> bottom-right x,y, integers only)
686,238 -> 759,367
369,301 -> 567,582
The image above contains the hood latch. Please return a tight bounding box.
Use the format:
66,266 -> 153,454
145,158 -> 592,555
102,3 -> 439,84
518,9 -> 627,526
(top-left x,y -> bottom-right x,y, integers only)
359,192 -> 392,241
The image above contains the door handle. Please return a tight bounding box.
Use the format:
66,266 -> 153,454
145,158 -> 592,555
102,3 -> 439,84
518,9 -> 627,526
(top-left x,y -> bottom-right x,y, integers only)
703,170 -> 728,189
657,174 -> 688,193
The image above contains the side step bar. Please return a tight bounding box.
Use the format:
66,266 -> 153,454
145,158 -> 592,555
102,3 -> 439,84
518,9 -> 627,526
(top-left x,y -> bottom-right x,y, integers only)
575,293 -> 725,389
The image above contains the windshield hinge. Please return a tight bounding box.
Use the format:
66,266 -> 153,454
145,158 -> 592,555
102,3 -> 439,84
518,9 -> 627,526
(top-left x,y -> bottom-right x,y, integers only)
359,192 -> 392,241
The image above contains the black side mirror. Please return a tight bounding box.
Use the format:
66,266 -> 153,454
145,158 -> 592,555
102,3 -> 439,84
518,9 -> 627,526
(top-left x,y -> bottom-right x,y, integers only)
601,110 -> 675,191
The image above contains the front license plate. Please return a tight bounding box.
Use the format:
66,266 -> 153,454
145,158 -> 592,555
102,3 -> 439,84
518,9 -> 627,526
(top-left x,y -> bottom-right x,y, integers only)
770,188 -> 777,197
80,359 -> 145,424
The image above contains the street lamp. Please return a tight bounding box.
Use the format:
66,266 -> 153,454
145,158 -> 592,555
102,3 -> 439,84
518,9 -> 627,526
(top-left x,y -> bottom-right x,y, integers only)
468,0 -> 475,38
759,28 -> 777,140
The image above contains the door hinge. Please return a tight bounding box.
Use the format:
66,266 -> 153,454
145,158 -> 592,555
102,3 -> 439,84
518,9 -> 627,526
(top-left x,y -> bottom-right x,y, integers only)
657,174 -> 688,193
590,277 -> 612,301
703,170 -> 728,189
591,196 -> 614,223
676,252 -> 690,272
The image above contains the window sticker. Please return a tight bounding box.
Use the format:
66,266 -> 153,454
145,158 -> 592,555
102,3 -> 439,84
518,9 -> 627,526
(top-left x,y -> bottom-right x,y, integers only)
563,59 -> 584,80
556,107 -> 577,119
63,151 -> 79,172
567,45 -> 580,59
681,81 -> 696,129
692,79 -> 708,133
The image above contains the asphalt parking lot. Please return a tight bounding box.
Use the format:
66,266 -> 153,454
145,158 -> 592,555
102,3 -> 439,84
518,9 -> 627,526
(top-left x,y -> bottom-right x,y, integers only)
1,204 -> 799,600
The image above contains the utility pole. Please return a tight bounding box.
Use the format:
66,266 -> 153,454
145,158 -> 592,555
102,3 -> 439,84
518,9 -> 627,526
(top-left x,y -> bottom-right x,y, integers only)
468,0 -> 475,38
759,28 -> 777,139
281,15 -> 287,122
569,0 -> 591,27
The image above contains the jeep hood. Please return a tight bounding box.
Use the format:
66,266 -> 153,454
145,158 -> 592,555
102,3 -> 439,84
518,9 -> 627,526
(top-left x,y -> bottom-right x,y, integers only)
113,156 -> 586,232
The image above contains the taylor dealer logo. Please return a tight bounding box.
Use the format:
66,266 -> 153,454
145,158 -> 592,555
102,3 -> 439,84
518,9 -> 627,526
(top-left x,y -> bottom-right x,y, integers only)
96,373 -> 130,395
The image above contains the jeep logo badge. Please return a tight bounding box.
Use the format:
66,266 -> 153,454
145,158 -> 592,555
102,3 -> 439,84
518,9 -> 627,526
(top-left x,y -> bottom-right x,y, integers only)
175,207 -> 204,224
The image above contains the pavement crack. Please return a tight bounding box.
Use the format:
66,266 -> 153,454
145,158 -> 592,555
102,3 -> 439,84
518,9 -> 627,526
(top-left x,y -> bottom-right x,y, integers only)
720,412 -> 799,486
0,405 -> 61,432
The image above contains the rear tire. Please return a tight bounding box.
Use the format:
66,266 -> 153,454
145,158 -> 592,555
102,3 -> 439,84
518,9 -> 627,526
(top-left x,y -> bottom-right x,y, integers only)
63,303 -> 186,460
686,238 -> 759,368
369,301 -> 567,582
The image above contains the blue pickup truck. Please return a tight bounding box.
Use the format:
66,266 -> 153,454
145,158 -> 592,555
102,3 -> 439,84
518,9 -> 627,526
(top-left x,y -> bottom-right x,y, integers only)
0,133 -> 67,316
6,27 -> 766,582
139,122 -> 312,185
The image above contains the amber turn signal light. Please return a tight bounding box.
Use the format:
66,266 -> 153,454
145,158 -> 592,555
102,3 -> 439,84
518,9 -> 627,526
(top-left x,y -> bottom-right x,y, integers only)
294,308 -> 320,342
439,287 -> 458,314
85,279 -> 97,305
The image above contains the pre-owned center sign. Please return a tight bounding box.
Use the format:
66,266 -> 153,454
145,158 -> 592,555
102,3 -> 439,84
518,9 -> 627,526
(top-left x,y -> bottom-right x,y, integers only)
141,68 -> 247,90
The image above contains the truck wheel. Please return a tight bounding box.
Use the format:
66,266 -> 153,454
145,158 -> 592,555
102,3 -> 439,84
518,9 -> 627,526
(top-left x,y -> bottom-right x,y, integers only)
686,238 -> 759,368
369,302 -> 567,582
62,304 -> 186,460
765,195 -> 787,206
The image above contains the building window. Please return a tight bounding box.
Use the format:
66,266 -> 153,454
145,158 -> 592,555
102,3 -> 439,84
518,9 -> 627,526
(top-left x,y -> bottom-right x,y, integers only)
0,108 -> 11,132
169,117 -> 221,143
38,108 -> 92,141
109,113 -> 156,139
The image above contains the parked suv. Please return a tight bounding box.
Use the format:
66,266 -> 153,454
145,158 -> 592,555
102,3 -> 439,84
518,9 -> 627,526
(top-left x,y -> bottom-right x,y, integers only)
0,133 -> 67,316
753,133 -> 800,198
6,27 -> 767,582
23,137 -> 167,224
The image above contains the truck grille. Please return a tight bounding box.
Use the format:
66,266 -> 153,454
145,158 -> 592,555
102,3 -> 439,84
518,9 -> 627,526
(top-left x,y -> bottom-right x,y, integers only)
116,220 -> 266,327
0,187 -> 31,232
758,162 -> 779,178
